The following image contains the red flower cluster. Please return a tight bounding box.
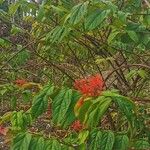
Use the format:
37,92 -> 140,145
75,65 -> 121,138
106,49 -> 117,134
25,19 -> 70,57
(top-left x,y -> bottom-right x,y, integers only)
15,79 -> 27,87
0,126 -> 8,136
71,120 -> 83,132
74,74 -> 104,97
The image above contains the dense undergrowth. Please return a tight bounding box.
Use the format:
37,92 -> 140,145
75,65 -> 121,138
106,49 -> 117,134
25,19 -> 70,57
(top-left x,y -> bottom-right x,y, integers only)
0,0 -> 150,149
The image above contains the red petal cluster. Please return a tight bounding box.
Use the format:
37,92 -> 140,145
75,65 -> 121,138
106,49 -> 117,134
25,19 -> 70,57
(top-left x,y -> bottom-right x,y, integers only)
71,120 -> 83,132
0,126 -> 8,136
15,79 -> 27,87
74,74 -> 104,97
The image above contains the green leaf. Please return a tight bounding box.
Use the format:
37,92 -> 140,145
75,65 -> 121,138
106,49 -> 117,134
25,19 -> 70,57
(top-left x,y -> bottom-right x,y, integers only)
126,69 -> 137,80
78,130 -> 89,145
113,134 -> 129,150
28,135 -> 70,150
51,139 -> 66,150
137,69 -> 148,79
31,86 -> 54,118
0,0 -> 4,5
10,49 -> 30,67
121,33 -> 133,44
78,99 -> 93,122
100,131 -> 115,150
11,132 -> 32,150
11,25 -> 22,35
37,5 -> 45,21
52,87 -> 73,126
127,30 -> 139,43
89,129 -> 102,150
9,2 -> 20,15
117,11 -> 128,24
22,113 -> 32,127
43,140 -> 52,150
132,139 -> 150,150
11,111 -> 24,129
83,99 -> 101,127
28,137 -> 39,150
105,1 -> 118,13
85,10 -> 110,30
31,93 -> 48,118
108,30 -> 119,44
0,112 -> 12,124
114,97 -> 135,123
11,97 -> 17,110
13,133 -> 70,150
17,111 -> 24,128
11,111 -> 31,129
35,137 -> 45,150
60,90 -> 81,128
0,38 -> 5,45
103,91 -> 136,124
143,14 -> 150,26
84,97 -> 112,128
68,2 -> 88,25
0,88 -> 7,95
29,137 -> 59,150
22,90 -> 32,103
47,26 -> 70,43
51,5 -> 68,13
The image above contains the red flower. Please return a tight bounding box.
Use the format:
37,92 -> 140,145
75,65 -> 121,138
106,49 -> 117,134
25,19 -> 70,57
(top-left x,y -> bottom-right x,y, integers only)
15,79 -> 27,87
0,126 -> 8,136
74,74 -> 104,97
71,120 -> 83,132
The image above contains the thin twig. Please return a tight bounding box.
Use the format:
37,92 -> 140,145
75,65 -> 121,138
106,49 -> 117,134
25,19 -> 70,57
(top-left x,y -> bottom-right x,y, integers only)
105,64 -> 150,82
0,41 -> 35,70
33,51 -> 75,81
143,0 -> 150,8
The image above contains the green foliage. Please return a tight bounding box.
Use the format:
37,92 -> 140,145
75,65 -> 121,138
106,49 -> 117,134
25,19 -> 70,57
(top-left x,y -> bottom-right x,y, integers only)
46,26 -> 70,43
11,132 -> 32,150
81,96 -> 112,128
11,111 -> 32,130
11,132 -> 72,150
100,131 -> 115,150
113,134 -> 129,150
88,129 -> 102,149
52,87 -> 80,128
67,2 -> 88,25
1,0 -> 150,149
11,25 -> 22,35
8,2 -> 20,16
103,91 -> 136,124
88,129 -> 115,150
85,9 -> 110,31
131,139 -> 150,150
10,48 -> 30,67
31,85 -> 54,119
127,30 -> 139,43
78,130 -> 89,145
